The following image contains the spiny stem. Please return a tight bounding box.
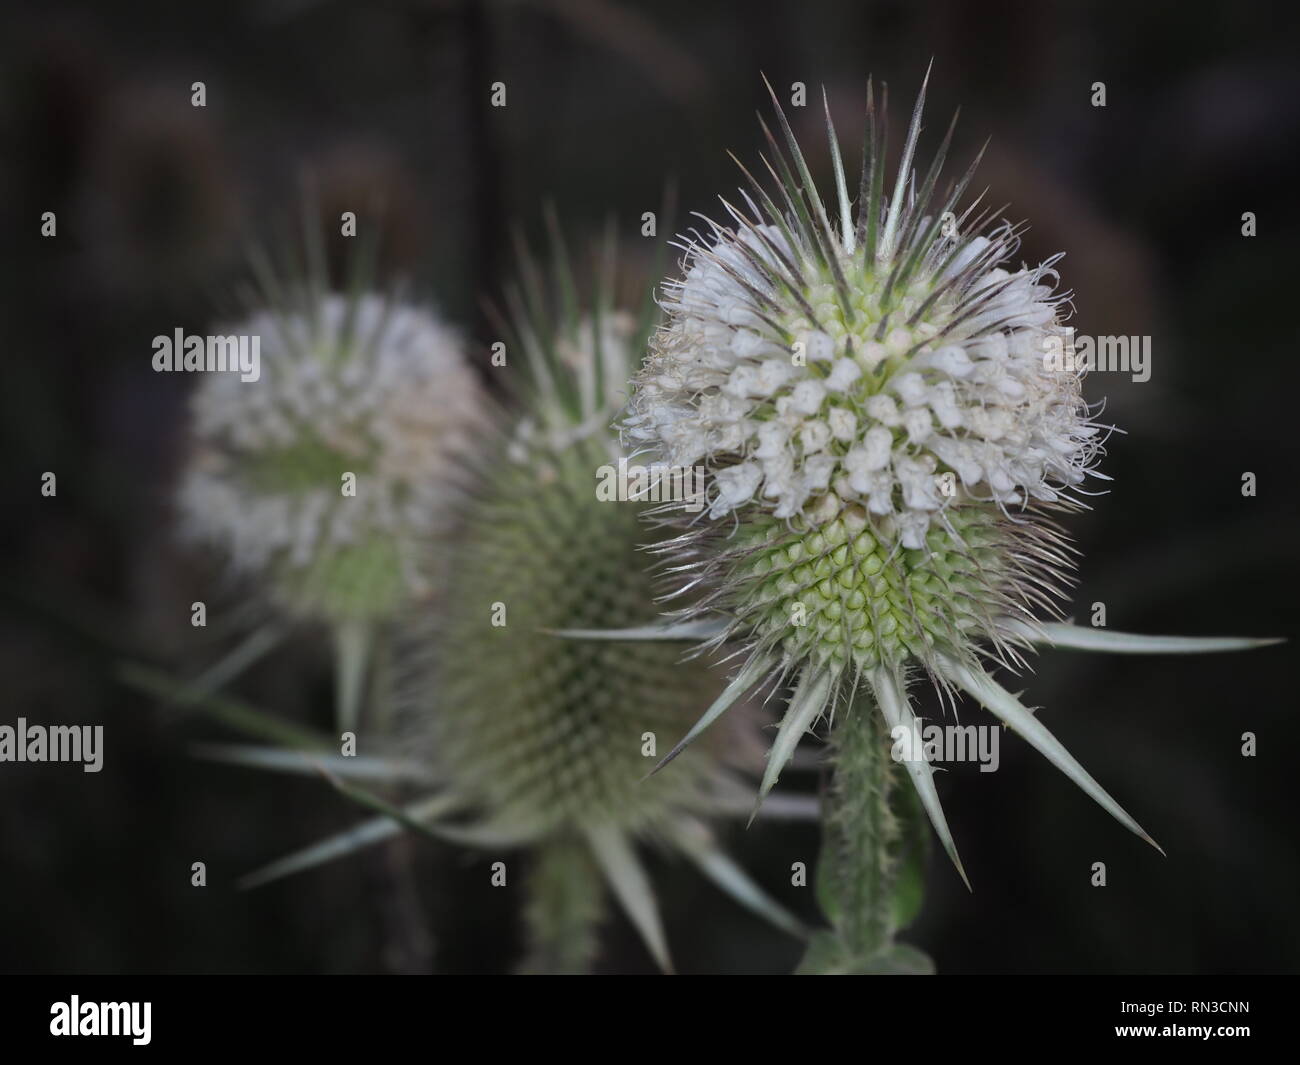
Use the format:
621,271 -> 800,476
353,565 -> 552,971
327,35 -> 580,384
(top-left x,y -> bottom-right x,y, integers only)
801,685 -> 925,971
517,832 -> 606,975
826,689 -> 899,952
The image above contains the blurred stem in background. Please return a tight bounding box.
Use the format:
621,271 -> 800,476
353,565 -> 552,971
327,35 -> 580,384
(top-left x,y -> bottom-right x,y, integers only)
518,832 -> 605,974
340,618 -> 437,974
457,0 -> 505,344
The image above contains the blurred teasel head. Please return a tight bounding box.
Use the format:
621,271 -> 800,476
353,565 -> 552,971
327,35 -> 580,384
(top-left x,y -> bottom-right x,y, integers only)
403,217 -> 803,971
176,241 -> 488,625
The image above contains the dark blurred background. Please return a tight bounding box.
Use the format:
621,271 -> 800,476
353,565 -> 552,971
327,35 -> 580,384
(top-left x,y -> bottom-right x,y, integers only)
1,0 -> 1297,974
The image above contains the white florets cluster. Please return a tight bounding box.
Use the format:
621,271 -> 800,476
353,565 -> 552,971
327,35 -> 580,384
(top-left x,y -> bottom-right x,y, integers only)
179,293 -> 486,596
624,224 -> 1101,548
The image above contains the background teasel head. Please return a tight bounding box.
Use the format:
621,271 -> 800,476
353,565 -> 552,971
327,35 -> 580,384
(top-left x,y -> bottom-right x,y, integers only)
614,72 -> 1276,938
399,218 -> 802,972
176,240 -> 488,625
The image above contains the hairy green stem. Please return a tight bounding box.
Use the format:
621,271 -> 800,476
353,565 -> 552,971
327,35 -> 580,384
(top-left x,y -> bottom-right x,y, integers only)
824,689 -> 900,950
800,685 -> 933,973
517,833 -> 606,975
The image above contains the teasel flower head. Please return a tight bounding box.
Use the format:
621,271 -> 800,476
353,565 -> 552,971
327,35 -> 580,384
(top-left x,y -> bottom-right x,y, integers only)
615,73 -> 1278,890
177,257 -> 487,625
398,219 -> 802,971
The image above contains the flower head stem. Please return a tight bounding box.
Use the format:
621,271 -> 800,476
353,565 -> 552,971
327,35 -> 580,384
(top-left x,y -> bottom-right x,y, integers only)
518,832 -> 606,976
818,693 -> 897,954
799,685 -> 933,974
